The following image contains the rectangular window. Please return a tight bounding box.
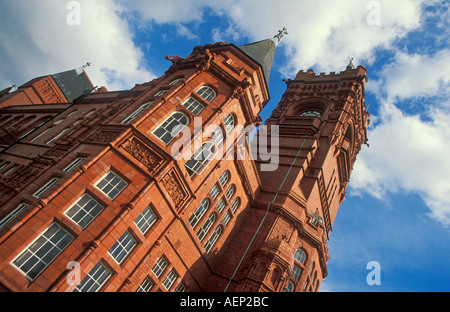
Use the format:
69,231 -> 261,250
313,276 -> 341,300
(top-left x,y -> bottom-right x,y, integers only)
13,223 -> 73,280
0,162 -> 9,171
30,128 -> 51,143
108,231 -> 137,264
74,262 -> 112,292
4,165 -> 17,176
175,282 -> 186,292
136,276 -> 154,292
182,97 -> 205,115
0,203 -> 29,230
95,171 -> 128,200
121,102 -> 152,124
162,270 -> 178,290
134,206 -> 158,235
65,193 -> 105,229
63,157 -> 85,172
152,257 -> 168,278
33,178 -> 60,198
46,128 -> 69,144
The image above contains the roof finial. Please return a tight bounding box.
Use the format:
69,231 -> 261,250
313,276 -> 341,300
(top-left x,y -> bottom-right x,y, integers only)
273,27 -> 288,43
347,57 -> 354,69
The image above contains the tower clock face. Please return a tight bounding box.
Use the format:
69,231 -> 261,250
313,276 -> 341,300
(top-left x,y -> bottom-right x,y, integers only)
300,110 -> 322,118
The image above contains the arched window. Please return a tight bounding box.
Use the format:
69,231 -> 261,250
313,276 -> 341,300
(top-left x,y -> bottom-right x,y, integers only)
225,184 -> 235,200
196,86 -> 216,102
219,171 -> 229,186
231,197 -> 240,212
185,142 -> 216,177
300,110 -> 322,118
169,78 -> 183,85
211,126 -> 223,147
188,198 -> 209,228
284,281 -> 294,292
224,114 -> 235,133
294,249 -> 307,264
196,213 -> 216,242
153,111 -> 189,144
205,225 -> 222,253
182,97 -> 205,115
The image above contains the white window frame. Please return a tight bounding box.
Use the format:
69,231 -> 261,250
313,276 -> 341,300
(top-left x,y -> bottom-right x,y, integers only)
222,210 -> 232,225
153,111 -> 189,145
63,157 -> 85,172
46,128 -> 69,144
204,226 -> 222,253
33,177 -> 60,198
196,213 -> 216,242
169,78 -> 182,85
209,183 -> 220,200
134,206 -> 158,235
108,231 -> 137,264
188,198 -> 209,228
64,193 -> 105,229
0,203 -> 29,230
94,170 -> 128,200
12,223 -> 73,281
219,171 -> 229,186
74,261 -> 112,292
4,165 -> 17,176
30,128 -> 51,143
162,269 -> 178,290
224,114 -> 235,133
152,257 -> 168,278
230,197 -> 240,212
155,90 -> 167,97
196,86 -> 216,102
216,197 -> 226,213
185,142 -> 216,177
121,102 -> 152,124
136,276 -> 154,292
225,184 -> 235,200
182,97 -> 205,115
294,249 -> 307,264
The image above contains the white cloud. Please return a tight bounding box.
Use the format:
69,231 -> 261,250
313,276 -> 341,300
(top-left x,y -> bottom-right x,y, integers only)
202,0 -> 424,76
0,0 -> 154,91
350,41 -> 450,227
374,49 -> 450,102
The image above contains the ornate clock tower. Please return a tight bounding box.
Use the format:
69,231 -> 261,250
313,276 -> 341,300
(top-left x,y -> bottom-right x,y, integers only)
204,63 -> 370,292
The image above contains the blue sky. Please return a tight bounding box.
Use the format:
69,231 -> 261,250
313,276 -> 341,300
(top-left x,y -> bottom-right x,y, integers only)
0,0 -> 449,292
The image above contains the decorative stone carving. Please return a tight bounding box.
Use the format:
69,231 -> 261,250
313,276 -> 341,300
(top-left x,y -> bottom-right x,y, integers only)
122,137 -> 162,173
161,170 -> 188,210
86,129 -> 122,143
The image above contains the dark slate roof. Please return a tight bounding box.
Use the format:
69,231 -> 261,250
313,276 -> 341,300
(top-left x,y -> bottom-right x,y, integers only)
52,69 -> 94,102
237,38 -> 277,89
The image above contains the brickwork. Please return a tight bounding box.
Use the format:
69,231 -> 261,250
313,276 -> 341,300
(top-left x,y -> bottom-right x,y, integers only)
0,40 -> 368,292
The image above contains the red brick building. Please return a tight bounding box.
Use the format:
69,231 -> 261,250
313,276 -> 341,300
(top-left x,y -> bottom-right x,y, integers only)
0,35 -> 369,292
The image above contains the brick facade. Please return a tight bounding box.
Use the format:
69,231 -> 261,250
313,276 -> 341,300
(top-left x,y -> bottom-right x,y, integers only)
0,40 -> 368,292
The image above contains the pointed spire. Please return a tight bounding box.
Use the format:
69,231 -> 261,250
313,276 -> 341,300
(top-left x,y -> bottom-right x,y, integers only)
237,28 -> 287,88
